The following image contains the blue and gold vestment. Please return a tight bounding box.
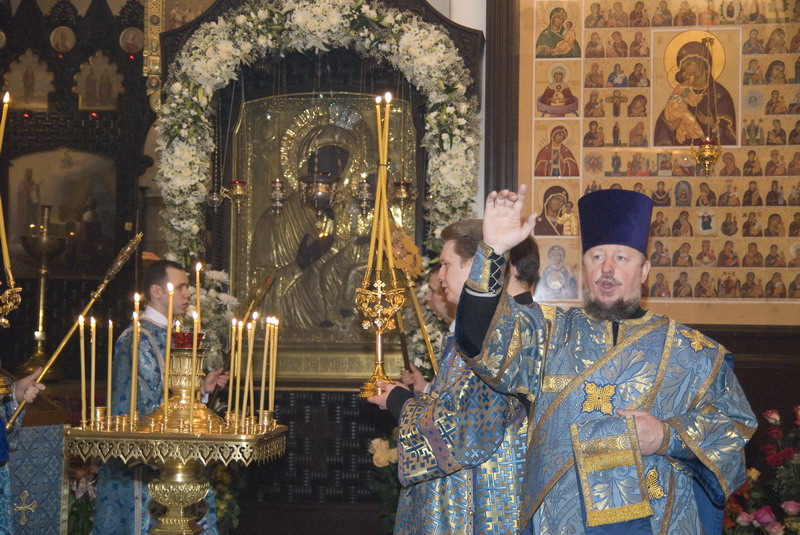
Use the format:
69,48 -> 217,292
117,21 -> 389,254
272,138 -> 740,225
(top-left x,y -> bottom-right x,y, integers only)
94,313 -> 217,534
460,245 -> 756,534
0,384 -> 24,534
395,334 -> 528,534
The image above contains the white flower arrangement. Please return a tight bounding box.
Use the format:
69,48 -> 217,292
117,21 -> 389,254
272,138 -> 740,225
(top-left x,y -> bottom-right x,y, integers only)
157,0 -> 478,364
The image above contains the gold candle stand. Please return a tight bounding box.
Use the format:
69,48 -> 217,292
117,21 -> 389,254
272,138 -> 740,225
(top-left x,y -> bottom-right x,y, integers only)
63,347 -> 286,534
16,206 -> 67,378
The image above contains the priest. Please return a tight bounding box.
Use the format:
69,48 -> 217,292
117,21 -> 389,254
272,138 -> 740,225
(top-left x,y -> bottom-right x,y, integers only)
457,187 -> 756,533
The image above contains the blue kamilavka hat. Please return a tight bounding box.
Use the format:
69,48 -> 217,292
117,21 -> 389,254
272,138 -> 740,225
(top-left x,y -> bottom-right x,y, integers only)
578,189 -> 653,255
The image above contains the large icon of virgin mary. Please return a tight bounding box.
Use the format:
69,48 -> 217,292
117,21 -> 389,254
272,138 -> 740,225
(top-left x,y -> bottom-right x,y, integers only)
654,32 -> 737,146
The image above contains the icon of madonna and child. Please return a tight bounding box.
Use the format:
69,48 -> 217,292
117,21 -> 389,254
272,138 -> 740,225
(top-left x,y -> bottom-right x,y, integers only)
535,7 -> 581,58
654,32 -> 737,147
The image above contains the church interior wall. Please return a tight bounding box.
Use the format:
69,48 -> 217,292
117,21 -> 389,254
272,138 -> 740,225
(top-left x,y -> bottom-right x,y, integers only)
505,0 -> 800,468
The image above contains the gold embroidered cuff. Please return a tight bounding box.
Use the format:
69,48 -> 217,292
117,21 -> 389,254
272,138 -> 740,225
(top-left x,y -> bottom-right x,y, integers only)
465,241 -> 508,294
655,422 -> 671,456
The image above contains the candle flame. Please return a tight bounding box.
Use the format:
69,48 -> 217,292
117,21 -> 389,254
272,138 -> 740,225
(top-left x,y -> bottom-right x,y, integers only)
90,317 -> 96,326
252,311 -> 259,321
375,96 -> 382,104
79,315 -> 85,324
192,311 -> 199,321
195,262 -> 202,272
2,92 -> 8,104
232,318 -> 237,326
109,319 -> 113,327
175,320 -> 181,331
166,282 -> 174,293
134,292 -> 140,302
384,92 -> 392,103
238,321 -> 243,328
246,322 -> 253,330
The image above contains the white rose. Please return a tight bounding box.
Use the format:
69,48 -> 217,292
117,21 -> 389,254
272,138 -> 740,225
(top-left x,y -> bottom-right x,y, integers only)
170,82 -> 183,94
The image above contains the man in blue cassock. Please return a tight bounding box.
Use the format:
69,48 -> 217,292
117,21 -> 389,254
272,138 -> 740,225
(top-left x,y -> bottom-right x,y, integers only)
367,219 -> 541,534
457,187 -> 756,534
0,369 -> 45,534
93,260 -> 228,534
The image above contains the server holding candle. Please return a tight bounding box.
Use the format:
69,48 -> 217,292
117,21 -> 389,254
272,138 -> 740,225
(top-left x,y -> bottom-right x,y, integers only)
94,260 -> 229,535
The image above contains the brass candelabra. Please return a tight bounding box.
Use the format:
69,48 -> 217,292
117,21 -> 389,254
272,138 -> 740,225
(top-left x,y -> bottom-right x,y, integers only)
63,346 -> 286,534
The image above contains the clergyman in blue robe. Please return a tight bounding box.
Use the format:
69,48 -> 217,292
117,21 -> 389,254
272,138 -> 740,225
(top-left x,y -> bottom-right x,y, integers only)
457,188 -> 756,534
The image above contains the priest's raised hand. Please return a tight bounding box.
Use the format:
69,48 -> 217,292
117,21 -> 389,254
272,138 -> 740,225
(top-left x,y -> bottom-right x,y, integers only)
483,185 -> 537,255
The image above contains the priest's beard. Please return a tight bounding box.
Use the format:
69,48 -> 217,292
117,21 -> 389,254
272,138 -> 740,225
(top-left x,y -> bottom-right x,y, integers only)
584,295 -> 641,322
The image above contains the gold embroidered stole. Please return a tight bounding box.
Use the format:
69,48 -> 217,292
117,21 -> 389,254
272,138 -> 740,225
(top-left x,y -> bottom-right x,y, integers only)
523,316 -> 672,519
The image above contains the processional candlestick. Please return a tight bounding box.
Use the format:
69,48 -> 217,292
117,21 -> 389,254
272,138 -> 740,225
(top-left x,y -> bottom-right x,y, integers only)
355,94 -> 405,397
355,93 -> 437,395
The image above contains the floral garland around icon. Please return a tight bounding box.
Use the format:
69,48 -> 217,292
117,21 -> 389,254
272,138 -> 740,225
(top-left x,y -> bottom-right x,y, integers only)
156,0 -> 480,267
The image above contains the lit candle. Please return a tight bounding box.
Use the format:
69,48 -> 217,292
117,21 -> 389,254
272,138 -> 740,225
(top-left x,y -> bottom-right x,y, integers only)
241,322 -> 255,426
164,283 -> 174,427
107,320 -> 113,414
79,315 -> 86,426
90,317 -> 96,426
175,320 -> 180,332
227,318 -> 237,418
249,312 -> 258,419
234,321 -> 244,419
259,319 -> 269,415
133,292 -> 140,316
268,318 -> 279,413
0,92 -> 9,151
0,93 -> 12,271
366,95 -> 383,273
189,311 -> 199,431
381,93 -> 393,272
130,311 -> 139,422
195,262 -> 202,332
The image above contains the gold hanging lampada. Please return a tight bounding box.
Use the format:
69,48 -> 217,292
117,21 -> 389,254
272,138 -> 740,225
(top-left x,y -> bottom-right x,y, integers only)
356,93 -> 406,397
689,36 -> 722,178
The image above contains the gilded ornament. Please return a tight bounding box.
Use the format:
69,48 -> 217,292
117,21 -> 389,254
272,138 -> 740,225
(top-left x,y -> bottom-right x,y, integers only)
582,382 -> 616,415
679,329 -> 715,352
646,468 -> 666,499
